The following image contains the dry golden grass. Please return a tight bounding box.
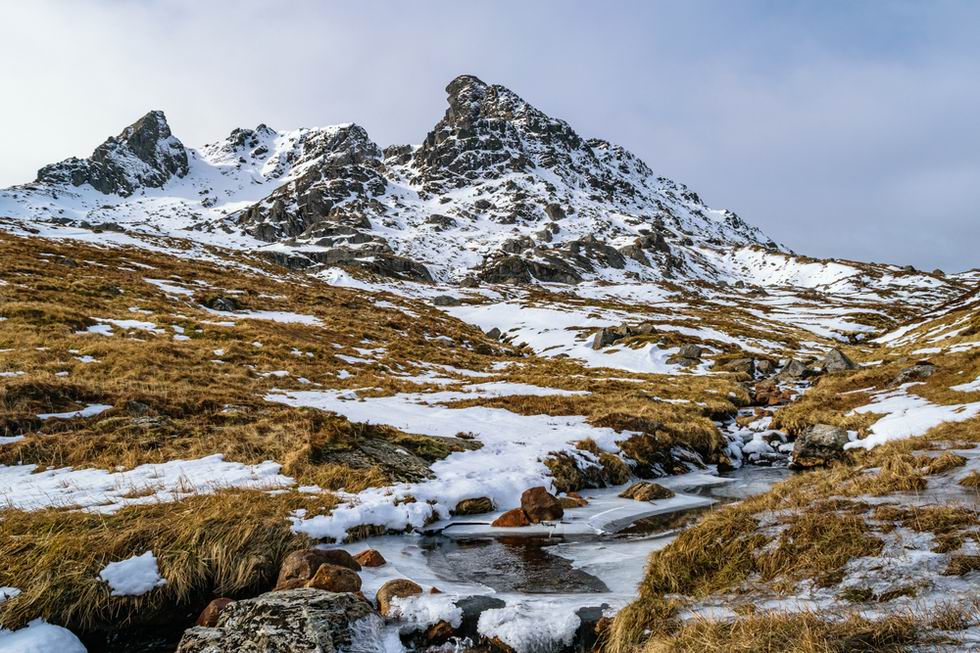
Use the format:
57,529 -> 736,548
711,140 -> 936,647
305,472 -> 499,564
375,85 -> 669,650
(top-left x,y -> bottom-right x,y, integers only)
604,417 -> 980,653
0,489 -> 335,632
640,612 -> 920,653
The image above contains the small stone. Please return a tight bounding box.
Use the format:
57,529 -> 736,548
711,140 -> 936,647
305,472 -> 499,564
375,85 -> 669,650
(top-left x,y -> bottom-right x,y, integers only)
520,486 -> 564,523
376,579 -> 423,617
452,497 -> 495,516
491,508 -> 530,528
195,598 -> 234,627
353,549 -> 386,568
559,495 -> 588,509
305,564 -> 361,593
618,481 -> 675,501
426,621 -> 456,644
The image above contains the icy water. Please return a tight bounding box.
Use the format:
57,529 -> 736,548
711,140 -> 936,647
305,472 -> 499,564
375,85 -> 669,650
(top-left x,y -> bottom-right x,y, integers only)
86,465 -> 789,652
345,464 -> 792,652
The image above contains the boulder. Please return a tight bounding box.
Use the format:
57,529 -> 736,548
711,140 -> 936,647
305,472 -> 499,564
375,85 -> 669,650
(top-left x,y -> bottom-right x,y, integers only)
618,481 -> 675,501
452,497 -> 495,516
376,579 -> 423,617
756,359 -> 776,376
724,358 -> 755,376
176,589 -> 377,653
791,424 -> 850,468
591,327 -> 621,350
821,348 -> 856,372
544,203 -> 566,220
677,344 -> 703,360
520,486 -> 564,523
491,508 -> 530,528
896,362 -> 936,384
276,548 -> 360,589
485,327 -> 502,340
777,359 -> 808,381
432,295 -> 461,307
352,549 -> 386,568
194,598 -> 235,628
305,564 -> 361,593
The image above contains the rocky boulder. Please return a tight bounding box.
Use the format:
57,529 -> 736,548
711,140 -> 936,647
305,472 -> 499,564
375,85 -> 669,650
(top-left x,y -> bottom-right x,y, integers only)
305,564 -> 361,593
452,496 -> 495,515
176,589 -> 377,653
352,549 -> 386,568
275,549 -> 360,590
821,348 -> 856,372
194,598 -> 235,628
376,579 -> 423,617
520,486 -> 564,523
490,508 -> 530,528
777,359 -> 809,381
896,362 -> 936,384
791,424 -> 850,468
618,481 -> 675,501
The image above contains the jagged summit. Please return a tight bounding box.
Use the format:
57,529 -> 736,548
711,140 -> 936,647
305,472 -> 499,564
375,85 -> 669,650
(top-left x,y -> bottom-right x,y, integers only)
3,75 -> 795,284
35,110 -> 188,197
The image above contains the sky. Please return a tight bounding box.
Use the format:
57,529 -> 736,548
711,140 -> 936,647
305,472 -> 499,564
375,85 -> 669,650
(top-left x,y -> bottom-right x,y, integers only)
0,0 -> 977,271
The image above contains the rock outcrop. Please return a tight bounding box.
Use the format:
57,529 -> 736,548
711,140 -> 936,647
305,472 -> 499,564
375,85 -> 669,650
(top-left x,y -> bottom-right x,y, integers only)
36,110 -> 188,196
176,589 -> 376,653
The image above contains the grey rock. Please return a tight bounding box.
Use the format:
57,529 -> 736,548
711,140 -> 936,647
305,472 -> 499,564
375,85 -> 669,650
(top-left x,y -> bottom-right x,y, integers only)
777,359 -> 809,381
176,589 -> 377,653
791,424 -> 850,468
432,295 -> 461,307
821,348 -> 856,372
592,327 -> 622,350
896,362 -> 936,384
677,344 -> 704,360
37,110 -> 189,197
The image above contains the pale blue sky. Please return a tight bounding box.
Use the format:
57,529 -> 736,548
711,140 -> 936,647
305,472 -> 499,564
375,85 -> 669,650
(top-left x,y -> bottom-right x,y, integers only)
1,1 -> 977,270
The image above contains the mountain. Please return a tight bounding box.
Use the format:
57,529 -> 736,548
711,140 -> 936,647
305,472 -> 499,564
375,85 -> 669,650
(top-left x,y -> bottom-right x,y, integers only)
2,75 -> 790,285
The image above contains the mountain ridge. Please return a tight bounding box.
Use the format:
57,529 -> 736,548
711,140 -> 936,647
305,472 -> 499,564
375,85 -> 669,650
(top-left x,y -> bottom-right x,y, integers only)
0,75 -> 794,284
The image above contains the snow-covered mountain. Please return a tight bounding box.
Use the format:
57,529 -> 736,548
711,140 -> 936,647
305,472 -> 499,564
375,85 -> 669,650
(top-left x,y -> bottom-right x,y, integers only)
1,75 -> 786,283
0,74 -> 971,309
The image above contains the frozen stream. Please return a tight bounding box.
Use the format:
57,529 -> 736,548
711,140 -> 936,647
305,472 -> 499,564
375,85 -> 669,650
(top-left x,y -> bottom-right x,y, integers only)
333,464 -> 791,652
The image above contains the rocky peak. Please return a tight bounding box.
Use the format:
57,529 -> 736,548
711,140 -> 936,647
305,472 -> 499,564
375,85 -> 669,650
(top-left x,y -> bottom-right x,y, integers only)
36,110 -> 188,197
411,74 -> 596,193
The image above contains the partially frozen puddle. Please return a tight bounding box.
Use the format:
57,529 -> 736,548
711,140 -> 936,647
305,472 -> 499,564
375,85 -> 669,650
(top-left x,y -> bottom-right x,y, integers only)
336,465 -> 790,652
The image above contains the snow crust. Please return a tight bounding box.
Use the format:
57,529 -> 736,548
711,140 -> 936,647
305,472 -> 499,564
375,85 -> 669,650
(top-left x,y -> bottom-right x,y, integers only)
98,551 -> 166,596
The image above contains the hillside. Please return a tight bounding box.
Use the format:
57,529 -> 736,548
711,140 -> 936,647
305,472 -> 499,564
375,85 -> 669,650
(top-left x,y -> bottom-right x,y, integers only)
0,75 -> 977,653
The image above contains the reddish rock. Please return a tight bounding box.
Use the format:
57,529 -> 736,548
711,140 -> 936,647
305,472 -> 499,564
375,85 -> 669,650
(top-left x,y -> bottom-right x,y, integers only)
520,486 -> 564,523
353,549 -> 387,568
619,481 -> 675,501
195,598 -> 234,627
276,548 -> 360,588
425,621 -> 456,644
491,508 -> 530,528
429,586 -> 443,594
376,578 -> 423,617
305,563 -> 361,593
559,495 -> 588,509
